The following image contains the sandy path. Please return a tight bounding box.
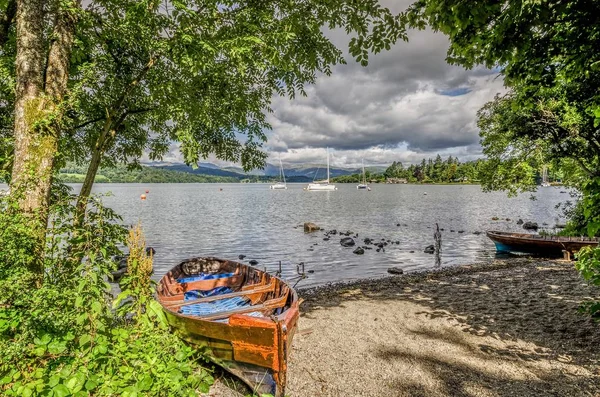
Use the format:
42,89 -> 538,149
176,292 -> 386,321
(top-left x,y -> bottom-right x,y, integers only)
206,259 -> 600,396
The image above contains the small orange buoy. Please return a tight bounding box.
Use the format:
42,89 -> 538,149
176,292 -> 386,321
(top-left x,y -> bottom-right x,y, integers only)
140,194 -> 147,200
145,190 -> 149,194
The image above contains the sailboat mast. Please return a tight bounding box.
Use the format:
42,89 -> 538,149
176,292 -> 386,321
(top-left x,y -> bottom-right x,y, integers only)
280,158 -> 286,184
326,148 -> 330,183
362,159 -> 366,184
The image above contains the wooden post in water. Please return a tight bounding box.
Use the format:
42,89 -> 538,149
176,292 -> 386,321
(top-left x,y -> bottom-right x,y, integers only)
434,223 -> 442,268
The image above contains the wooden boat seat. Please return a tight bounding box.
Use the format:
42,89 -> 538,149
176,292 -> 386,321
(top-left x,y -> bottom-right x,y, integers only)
162,271 -> 244,295
164,279 -> 276,309
191,290 -> 290,321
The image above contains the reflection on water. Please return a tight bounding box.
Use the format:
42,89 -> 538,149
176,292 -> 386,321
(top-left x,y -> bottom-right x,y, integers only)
4,183 -> 569,287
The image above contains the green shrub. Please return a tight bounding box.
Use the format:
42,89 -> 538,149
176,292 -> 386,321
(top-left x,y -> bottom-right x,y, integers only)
0,189 -> 213,396
575,246 -> 600,318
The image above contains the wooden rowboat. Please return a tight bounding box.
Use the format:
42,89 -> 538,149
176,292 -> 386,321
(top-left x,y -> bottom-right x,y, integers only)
156,257 -> 299,397
486,230 -> 599,257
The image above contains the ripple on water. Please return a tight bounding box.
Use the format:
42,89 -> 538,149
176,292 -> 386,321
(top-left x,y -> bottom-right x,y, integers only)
59,182 -> 570,288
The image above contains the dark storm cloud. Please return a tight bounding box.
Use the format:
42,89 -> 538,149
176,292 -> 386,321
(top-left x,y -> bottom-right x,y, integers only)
265,1 -> 507,165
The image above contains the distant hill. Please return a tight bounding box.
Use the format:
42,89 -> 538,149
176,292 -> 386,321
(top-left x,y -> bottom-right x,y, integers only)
157,164 -> 245,178
57,161 -> 388,183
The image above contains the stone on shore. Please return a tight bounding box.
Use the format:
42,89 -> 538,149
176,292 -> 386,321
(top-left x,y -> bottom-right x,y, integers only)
304,222 -> 321,233
387,267 -> 404,275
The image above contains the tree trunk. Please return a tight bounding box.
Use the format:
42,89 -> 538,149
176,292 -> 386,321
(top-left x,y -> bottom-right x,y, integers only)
10,0 -> 79,270
75,116 -> 113,224
76,57 -> 155,216
10,0 -> 47,264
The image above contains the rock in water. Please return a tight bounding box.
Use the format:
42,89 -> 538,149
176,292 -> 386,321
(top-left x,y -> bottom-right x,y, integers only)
522,221 -> 539,230
424,245 -> 435,254
353,247 -> 364,255
249,259 -> 259,265
517,219 -> 524,225
387,267 -> 404,275
238,254 -> 246,260
340,237 -> 355,247
304,222 -> 321,233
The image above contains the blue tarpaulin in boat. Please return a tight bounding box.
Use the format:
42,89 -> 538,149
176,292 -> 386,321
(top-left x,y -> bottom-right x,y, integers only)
177,273 -> 264,320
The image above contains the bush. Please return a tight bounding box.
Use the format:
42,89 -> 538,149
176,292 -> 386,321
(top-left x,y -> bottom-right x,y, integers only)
0,189 -> 213,396
575,246 -> 600,318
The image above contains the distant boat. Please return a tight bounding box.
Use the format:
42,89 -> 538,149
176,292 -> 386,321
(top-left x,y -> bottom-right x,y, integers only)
357,159 -> 368,190
306,148 -> 337,191
541,166 -> 551,187
486,230 -> 598,258
270,158 -> 287,190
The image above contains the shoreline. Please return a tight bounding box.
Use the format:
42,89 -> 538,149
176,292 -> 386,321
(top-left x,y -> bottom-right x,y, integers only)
207,257 -> 600,397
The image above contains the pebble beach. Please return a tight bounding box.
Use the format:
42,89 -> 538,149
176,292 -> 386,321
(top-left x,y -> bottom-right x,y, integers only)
207,258 -> 600,397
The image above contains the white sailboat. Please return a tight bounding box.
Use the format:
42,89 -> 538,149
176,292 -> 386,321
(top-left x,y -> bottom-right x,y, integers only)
541,166 -> 551,187
270,158 -> 287,190
305,148 -> 337,191
357,159 -> 368,190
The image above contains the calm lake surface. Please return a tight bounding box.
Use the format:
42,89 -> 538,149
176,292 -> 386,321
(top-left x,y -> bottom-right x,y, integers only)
1,183 -> 571,287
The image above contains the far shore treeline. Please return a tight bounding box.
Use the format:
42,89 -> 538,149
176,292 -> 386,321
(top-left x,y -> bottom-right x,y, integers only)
50,155 -> 562,185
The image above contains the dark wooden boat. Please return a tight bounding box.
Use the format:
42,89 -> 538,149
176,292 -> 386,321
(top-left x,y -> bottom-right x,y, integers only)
156,257 -> 299,397
486,231 -> 599,258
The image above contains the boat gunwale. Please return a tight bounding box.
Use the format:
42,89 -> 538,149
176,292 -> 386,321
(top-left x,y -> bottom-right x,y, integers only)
486,230 -> 600,243
157,256 -> 299,327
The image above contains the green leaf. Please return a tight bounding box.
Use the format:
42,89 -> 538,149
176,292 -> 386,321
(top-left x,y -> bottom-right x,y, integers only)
48,340 -> 67,355
65,372 -> 86,393
147,300 -> 168,328
84,379 -> 97,391
34,334 -> 51,346
168,369 -> 183,382
137,375 -> 153,391
52,384 -> 71,397
78,334 -> 92,348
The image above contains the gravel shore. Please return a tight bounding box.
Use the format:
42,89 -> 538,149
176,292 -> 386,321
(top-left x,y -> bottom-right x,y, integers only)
206,258 -> 600,396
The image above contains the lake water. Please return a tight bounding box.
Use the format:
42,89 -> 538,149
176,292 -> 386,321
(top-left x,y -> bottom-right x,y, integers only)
0,183 -> 571,287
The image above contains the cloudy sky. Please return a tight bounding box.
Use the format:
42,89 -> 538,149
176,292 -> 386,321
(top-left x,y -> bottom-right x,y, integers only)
161,0 -> 506,169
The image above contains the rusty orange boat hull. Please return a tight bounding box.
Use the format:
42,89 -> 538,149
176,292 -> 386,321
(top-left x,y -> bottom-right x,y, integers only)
157,257 -> 299,397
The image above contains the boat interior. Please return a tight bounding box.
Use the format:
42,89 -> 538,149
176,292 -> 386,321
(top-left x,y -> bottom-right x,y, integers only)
157,257 -> 292,323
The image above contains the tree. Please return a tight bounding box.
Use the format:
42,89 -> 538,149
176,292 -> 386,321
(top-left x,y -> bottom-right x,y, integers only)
1,0 -> 407,256
3,0 -> 81,271
405,0 -> 600,231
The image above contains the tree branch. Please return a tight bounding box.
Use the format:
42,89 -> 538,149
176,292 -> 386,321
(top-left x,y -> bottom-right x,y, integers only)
73,116 -> 105,130
569,154 -> 598,177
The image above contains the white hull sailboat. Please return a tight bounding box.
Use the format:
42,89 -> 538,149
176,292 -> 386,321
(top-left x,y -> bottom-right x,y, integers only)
270,158 -> 287,190
541,166 -> 551,187
357,159 -> 368,190
305,148 -> 337,191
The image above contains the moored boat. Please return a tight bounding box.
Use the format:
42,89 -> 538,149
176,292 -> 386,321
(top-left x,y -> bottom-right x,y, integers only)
357,159 -> 368,190
486,231 -> 599,257
306,148 -> 337,191
157,257 -> 299,397
270,158 -> 288,190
